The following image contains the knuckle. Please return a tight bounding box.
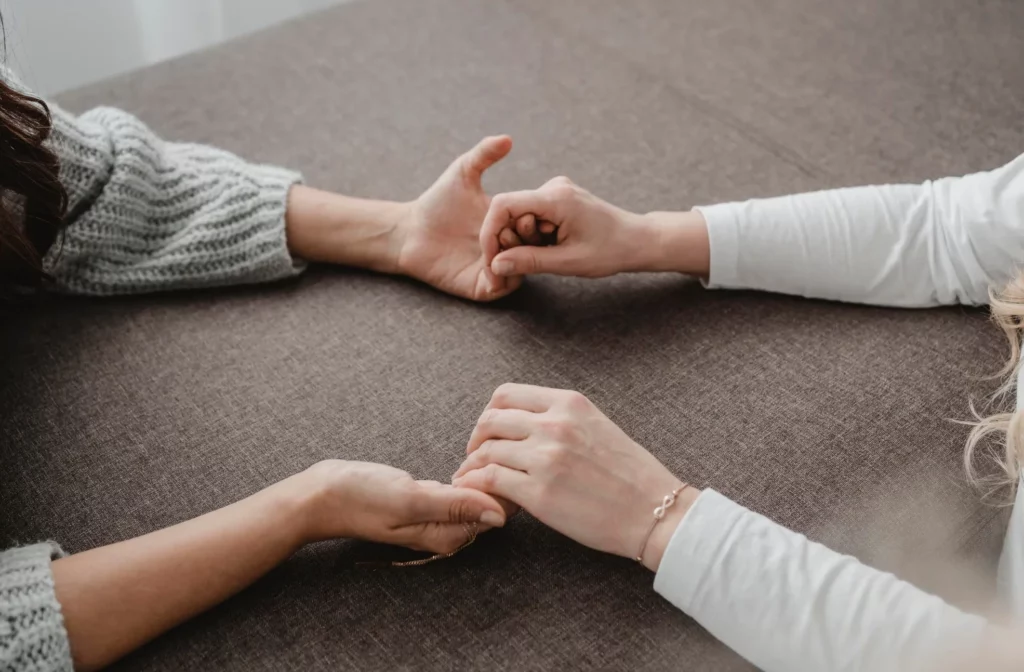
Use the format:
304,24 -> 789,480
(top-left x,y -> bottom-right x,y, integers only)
491,384 -> 514,406
563,390 -> 591,411
396,489 -> 419,519
544,441 -> 569,465
478,408 -> 498,428
488,198 -> 511,219
482,463 -> 501,489
447,498 -> 472,523
543,418 -> 574,443
552,423 -> 573,443
522,251 -> 540,272
461,452 -> 482,473
550,184 -> 576,202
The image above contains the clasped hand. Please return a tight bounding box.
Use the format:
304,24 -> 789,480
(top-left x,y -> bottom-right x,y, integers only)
294,385 -> 695,573
453,384 -> 697,572
306,135 -> 708,301
289,145 -> 705,569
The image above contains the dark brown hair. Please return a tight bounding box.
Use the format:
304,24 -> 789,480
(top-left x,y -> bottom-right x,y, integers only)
0,15 -> 67,293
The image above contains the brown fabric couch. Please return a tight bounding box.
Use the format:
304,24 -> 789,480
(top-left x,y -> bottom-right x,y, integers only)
3,0 -> 1023,669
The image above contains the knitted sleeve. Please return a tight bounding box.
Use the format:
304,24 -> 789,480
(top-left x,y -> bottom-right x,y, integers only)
0,544 -> 73,672
43,103 -> 306,295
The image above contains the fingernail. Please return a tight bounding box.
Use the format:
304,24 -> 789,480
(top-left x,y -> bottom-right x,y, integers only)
493,260 -> 514,276
480,511 -> 504,527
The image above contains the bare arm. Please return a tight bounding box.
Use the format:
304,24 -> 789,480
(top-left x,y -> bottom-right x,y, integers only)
47,461 -> 506,670
285,185 -> 410,274
277,133 -> 526,301
52,477 -> 305,671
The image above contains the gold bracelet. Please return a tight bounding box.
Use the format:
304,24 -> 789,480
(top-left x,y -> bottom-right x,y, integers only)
635,483 -> 689,564
356,522 -> 479,568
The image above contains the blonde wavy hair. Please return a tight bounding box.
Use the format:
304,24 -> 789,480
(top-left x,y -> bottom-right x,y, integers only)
965,272 -> 1024,496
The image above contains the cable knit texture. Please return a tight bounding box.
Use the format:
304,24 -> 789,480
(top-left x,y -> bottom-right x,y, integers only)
45,104 -> 305,294
0,544 -> 72,672
2,69 -> 304,670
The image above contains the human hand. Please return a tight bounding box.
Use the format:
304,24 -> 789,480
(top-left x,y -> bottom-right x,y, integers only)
395,135 -> 524,301
452,384 -> 699,571
478,176 -> 653,281
291,460 -> 509,554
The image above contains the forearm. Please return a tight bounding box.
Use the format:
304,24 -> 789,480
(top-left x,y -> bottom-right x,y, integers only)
52,477 -> 308,671
285,184 -> 411,273
633,162 -> 1024,307
633,209 -> 711,277
689,183 -> 953,307
629,187 -> 937,304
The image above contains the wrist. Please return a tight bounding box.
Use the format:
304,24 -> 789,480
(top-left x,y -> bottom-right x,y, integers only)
639,485 -> 700,572
387,200 -> 417,276
615,210 -> 661,274
633,210 -> 710,276
285,185 -> 410,274
269,468 -> 341,548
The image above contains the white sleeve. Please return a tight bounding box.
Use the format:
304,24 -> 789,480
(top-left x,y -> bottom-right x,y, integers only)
697,153 -> 1024,307
654,490 -> 988,672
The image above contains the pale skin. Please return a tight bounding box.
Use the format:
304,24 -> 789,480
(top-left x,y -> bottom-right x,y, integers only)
477,175 -> 712,285
460,176 -> 1023,668
452,384 -> 700,572
288,134 -> 522,301
53,149 -> 1023,670
52,135 -> 520,670
449,176 -> 715,573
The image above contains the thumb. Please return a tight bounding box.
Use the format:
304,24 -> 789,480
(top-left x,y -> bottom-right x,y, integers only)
490,245 -> 574,276
458,135 -> 513,185
411,483 -> 507,527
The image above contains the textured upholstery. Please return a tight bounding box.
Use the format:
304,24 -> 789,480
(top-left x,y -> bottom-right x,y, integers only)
3,0 -> 1023,668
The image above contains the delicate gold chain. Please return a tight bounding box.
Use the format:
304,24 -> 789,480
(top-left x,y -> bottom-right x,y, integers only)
357,522 -> 479,568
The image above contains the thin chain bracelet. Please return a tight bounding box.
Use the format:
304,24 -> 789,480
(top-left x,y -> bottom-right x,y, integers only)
356,522 -> 479,568
635,483 -> 689,564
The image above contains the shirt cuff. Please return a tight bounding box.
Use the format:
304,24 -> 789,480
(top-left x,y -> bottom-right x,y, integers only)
652,488 -> 740,613
693,203 -> 742,290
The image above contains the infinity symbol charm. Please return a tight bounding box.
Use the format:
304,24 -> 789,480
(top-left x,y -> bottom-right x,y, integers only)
653,493 -> 676,519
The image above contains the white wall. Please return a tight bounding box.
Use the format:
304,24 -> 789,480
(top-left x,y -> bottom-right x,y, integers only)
0,0 -> 351,95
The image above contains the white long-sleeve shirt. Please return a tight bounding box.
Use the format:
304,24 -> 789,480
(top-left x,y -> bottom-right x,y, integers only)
653,153 -> 1024,671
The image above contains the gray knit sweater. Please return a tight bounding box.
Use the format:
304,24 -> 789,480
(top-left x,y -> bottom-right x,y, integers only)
2,72 -> 304,671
